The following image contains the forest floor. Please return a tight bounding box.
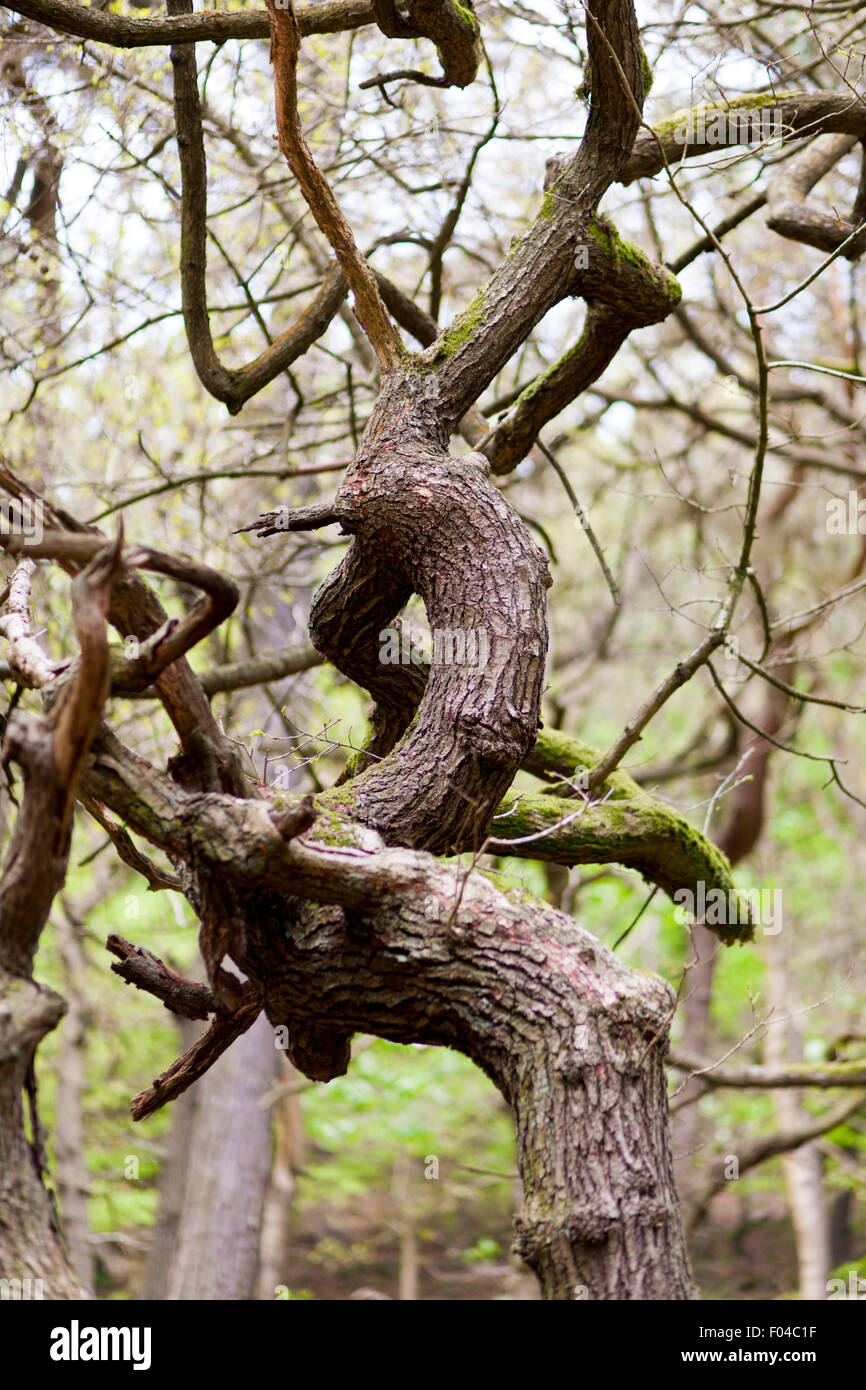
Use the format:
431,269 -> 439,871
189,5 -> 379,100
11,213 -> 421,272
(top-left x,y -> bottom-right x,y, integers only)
98,1187 -> 863,1300
275,1188 -> 863,1301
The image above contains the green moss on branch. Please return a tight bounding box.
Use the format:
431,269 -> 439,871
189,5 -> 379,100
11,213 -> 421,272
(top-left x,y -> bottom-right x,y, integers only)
426,286 -> 487,362
501,727 -> 752,943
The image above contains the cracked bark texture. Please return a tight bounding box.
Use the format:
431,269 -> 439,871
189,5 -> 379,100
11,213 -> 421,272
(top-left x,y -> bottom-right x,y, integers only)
238,847 -> 696,1300
310,383 -> 551,851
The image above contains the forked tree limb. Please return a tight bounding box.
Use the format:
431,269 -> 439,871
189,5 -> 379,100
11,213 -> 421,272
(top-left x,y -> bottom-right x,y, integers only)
278,9 -> 678,854
543,92 -> 866,258
168,4 -> 353,417
0,463 -> 245,791
0,473 -> 744,914
106,934 -> 215,1021
130,991 -> 263,1121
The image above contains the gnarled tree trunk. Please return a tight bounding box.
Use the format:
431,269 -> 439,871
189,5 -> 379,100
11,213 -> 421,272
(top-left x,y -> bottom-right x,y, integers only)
0,0 -> 764,1303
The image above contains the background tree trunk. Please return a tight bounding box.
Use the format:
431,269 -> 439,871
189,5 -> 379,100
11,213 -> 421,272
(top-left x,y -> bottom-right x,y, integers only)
766,937 -> 831,1300
142,1017 -> 201,1299
161,1012 -> 277,1300
53,909 -> 95,1294
0,979 -> 85,1299
254,1060 -> 305,1301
